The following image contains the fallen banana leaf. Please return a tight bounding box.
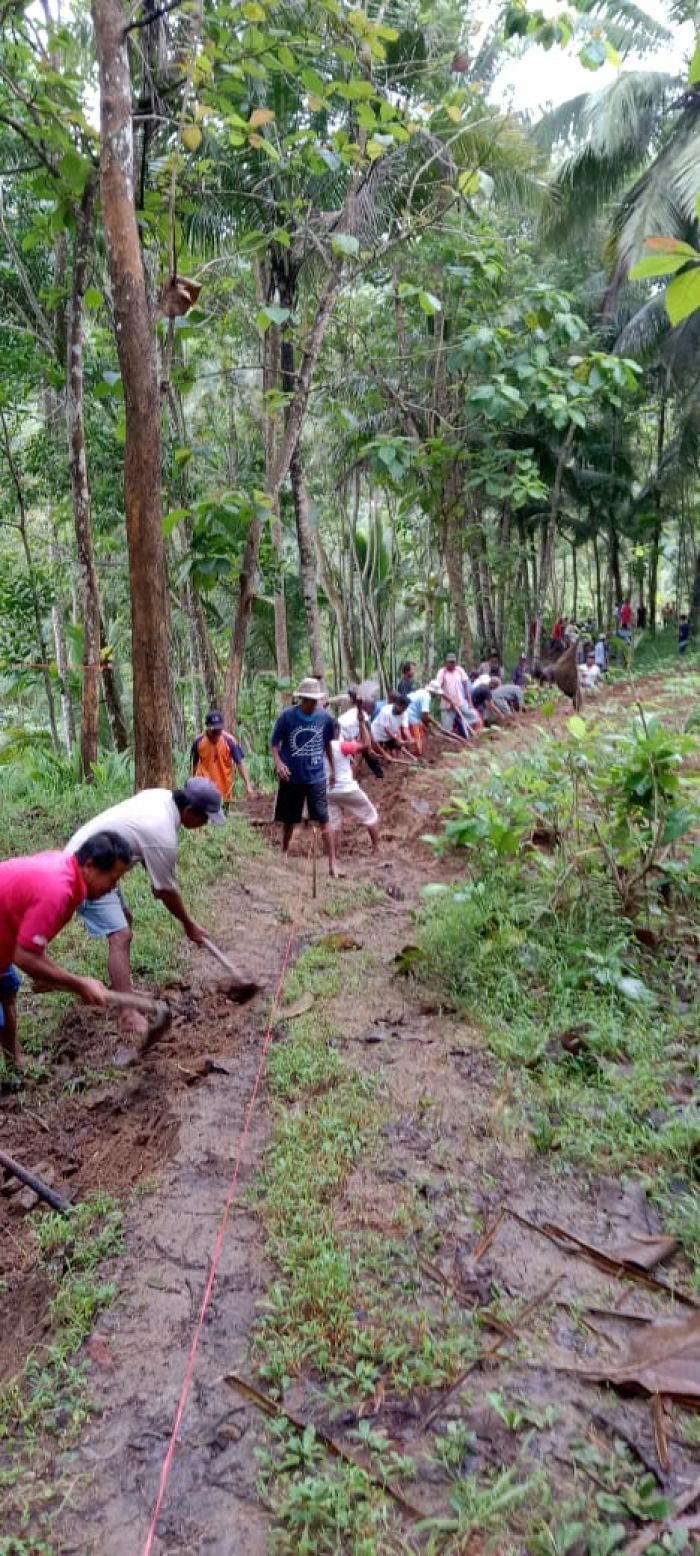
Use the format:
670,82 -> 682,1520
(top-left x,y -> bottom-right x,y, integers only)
520,1216 -> 697,1307
607,1236 -> 678,1271
276,992 -> 315,1022
224,1372 -> 422,1519
577,1308 -> 700,1401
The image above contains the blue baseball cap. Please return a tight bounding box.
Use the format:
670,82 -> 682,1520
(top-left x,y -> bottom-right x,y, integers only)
182,777 -> 227,824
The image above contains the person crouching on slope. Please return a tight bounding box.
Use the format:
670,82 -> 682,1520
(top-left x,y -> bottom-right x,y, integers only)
0,832 -> 132,1070
66,778 -> 226,1040
191,708 -> 254,806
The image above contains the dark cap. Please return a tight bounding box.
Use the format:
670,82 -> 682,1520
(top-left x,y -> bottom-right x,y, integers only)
181,777 -> 226,825
205,709 -> 224,729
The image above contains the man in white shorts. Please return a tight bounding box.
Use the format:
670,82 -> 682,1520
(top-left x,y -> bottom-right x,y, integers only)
66,777 -> 225,1036
326,720 -> 380,854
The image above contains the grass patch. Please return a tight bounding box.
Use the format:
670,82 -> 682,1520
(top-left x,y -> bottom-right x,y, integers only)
0,1194 -> 124,1549
418,707 -> 700,1285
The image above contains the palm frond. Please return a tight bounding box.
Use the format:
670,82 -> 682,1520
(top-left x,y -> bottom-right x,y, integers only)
582,70 -> 675,156
609,116 -> 700,268
543,141 -> 651,242
531,94 -> 592,154
577,0 -> 672,50
614,289 -> 669,356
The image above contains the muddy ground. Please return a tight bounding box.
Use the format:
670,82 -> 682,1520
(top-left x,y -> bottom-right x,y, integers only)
2,675 -> 699,1553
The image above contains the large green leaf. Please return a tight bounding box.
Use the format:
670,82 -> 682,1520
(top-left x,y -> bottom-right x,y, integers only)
665,266 -> 700,327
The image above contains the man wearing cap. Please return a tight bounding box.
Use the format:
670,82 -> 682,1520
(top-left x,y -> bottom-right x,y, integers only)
434,652 -> 481,738
271,677 -> 339,876
191,709 -> 254,805
66,778 -> 226,1036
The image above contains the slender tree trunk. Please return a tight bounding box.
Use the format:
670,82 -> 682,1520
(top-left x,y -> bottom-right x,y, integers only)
533,425 -> 575,664
442,484 -> 474,659
67,172 -> 103,778
494,498 -> 512,656
225,259 -> 345,721
571,539 -> 578,623
648,382 -> 667,637
100,620 -> 130,750
592,531 -> 603,627
49,524 -> 76,756
94,0 -> 172,787
0,408 -> 61,750
291,446 -> 325,682
689,547 -> 700,639
266,324 -> 291,696
314,529 -> 358,684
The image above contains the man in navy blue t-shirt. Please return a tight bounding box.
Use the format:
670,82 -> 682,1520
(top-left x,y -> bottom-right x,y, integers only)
271,678 -> 339,875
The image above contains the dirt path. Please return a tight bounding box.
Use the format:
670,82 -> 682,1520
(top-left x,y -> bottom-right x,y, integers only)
4,676 -> 699,1552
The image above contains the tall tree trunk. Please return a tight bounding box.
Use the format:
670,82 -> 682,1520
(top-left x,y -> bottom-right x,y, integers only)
225,259 -> 345,721
49,523 -> 76,756
442,480 -> 474,659
100,620 -> 130,750
533,425 -> 575,664
592,531 -> 603,627
571,539 -> 578,623
313,529 -> 358,684
0,407 -> 61,751
290,446 -> 325,682
494,498 -> 512,656
689,545 -> 700,640
94,0 -> 172,788
648,380 -> 667,637
608,518 -> 623,609
266,323 -> 291,697
67,172 -> 103,779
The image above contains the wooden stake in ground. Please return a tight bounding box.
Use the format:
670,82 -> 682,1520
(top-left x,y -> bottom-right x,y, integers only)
312,826 -> 318,899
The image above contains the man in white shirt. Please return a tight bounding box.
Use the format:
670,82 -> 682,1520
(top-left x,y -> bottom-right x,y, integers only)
66,777 -> 225,1036
579,651 -> 602,692
370,694 -> 416,755
434,652 -> 481,737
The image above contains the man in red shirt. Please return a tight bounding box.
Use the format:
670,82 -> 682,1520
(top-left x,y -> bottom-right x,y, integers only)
0,831 -> 132,1069
619,599 -> 633,631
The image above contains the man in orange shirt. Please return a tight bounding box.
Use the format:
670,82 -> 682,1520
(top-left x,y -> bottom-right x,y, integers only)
191,710 -> 254,806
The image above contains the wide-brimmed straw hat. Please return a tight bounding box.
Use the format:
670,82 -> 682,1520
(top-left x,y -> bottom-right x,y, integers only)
295,676 -> 324,700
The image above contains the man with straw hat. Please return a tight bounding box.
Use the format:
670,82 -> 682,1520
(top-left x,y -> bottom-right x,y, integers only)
271,677 -> 339,877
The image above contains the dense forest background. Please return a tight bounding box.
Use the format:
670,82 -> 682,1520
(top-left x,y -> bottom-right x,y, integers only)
1,0 -> 699,788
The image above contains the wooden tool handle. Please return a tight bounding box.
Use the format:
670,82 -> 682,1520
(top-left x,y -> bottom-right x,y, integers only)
0,1148 -> 71,1214
200,935 -> 241,976
103,989 -> 167,1016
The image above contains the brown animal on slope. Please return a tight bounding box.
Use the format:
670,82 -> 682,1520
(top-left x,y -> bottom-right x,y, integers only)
552,638 -> 582,709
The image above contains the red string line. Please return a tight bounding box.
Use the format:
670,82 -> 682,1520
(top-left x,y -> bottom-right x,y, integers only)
141,867 -> 308,1555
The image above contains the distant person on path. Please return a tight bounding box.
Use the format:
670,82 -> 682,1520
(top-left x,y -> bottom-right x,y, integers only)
434,652 -> 481,738
191,709 -> 254,805
550,616 -> 566,653
679,614 -> 690,655
326,720 -> 380,855
397,661 -> 418,697
619,599 -> 633,640
662,603 -> 673,631
0,833 -> 132,1069
637,603 -> 647,631
512,653 -> 530,687
595,634 -> 608,672
271,677 -> 339,876
579,650 -> 602,692
66,779 -> 225,1038
478,648 -> 504,680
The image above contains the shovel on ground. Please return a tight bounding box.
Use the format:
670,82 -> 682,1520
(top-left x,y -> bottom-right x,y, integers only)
199,935 -> 261,1005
